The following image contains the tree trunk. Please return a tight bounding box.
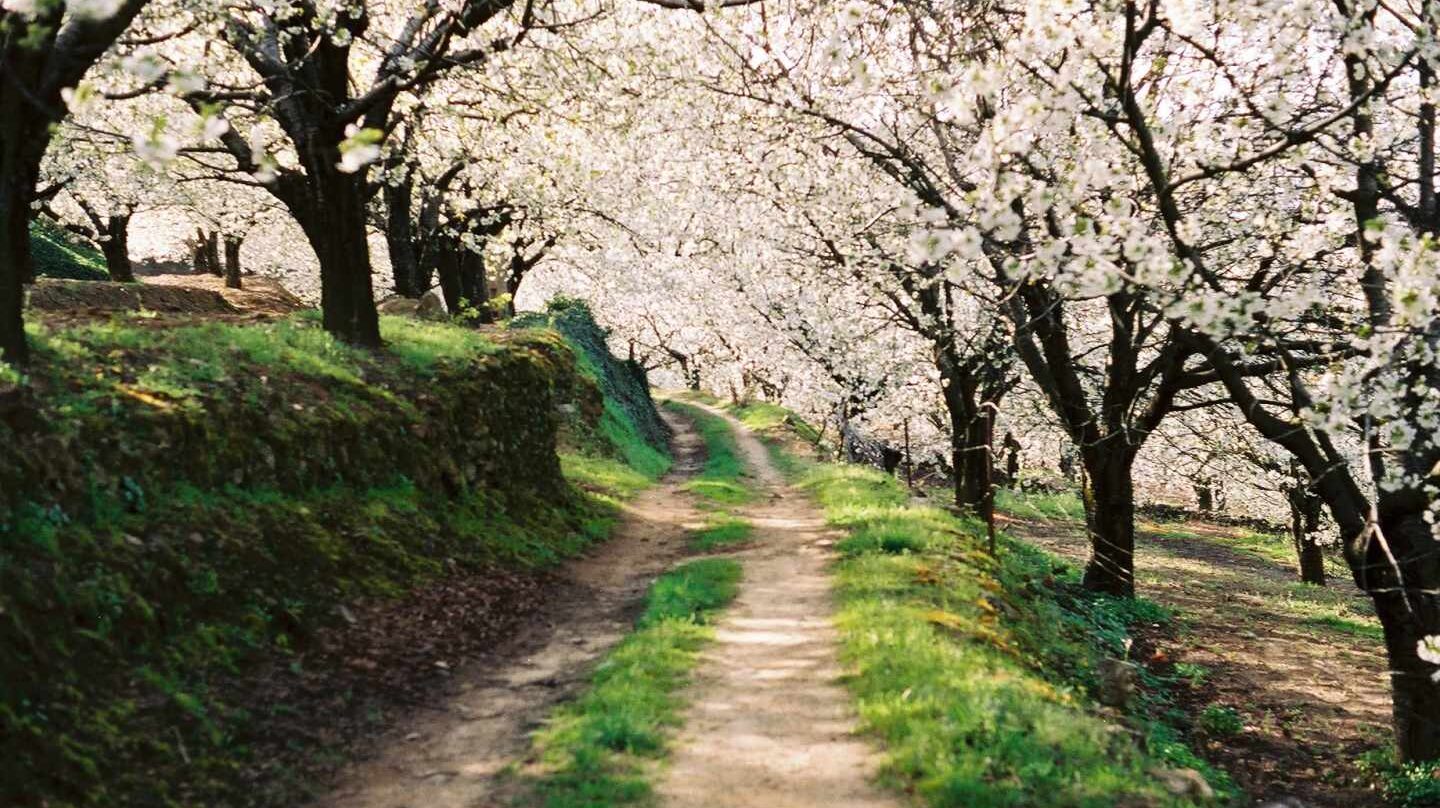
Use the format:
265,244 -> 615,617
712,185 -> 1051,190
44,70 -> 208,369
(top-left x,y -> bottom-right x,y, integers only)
1288,487 -> 1326,586
223,234 -> 242,290
1080,450 -> 1137,597
193,228 -> 209,273
435,241 -> 462,315
101,215 -> 134,282
384,175 -> 422,298
938,348 -> 987,511
459,249 -> 490,324
205,231 -> 221,277
287,169 -> 381,348
1372,509 -> 1440,762
0,175 -> 29,366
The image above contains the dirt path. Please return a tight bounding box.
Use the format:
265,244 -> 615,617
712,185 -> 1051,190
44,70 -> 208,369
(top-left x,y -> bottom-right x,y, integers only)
1005,514 -> 1390,806
313,411 -> 704,808
656,405 -> 901,808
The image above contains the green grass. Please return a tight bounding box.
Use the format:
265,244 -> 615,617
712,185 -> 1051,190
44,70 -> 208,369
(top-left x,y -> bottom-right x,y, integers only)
729,400 -> 824,444
4,306 -> 670,808
664,401 -> 753,505
792,460 -> 1231,807
522,558 -> 742,808
1197,704 -> 1244,737
691,514 -> 755,551
379,315 -> 501,371
995,488 -> 1087,521
562,454 -> 658,501
30,218 -> 109,280
1359,748 -> 1440,807
24,313 -> 515,419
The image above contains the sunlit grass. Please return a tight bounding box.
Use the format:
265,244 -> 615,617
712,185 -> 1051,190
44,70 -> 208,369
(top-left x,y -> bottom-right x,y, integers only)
522,558 -> 741,808
794,460 -> 1232,807
561,454 -> 656,501
995,488 -> 1086,522
691,514 -> 754,551
379,315 -> 499,371
664,401 -> 753,505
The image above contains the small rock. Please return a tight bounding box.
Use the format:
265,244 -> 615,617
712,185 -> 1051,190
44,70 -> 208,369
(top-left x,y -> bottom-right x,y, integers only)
1097,658 -> 1138,709
1150,767 -> 1214,800
405,732 -> 422,742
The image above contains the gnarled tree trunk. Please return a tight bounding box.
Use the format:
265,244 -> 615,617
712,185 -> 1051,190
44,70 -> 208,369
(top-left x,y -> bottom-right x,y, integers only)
1080,449 -> 1137,598
223,234 -> 242,290
284,165 -> 381,348
1372,509 -> 1440,761
100,215 -> 134,282
1287,486 -> 1326,586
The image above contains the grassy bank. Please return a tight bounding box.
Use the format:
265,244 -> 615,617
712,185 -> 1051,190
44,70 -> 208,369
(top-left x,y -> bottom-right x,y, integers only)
3,308 -> 668,808
519,558 -> 742,807
789,460 -> 1231,806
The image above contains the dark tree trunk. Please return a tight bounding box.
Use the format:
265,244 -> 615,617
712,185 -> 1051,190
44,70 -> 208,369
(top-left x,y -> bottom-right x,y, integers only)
204,231 -> 221,277
100,215 -> 134,282
385,175 -> 422,298
1372,509 -> 1440,762
0,0 -> 150,367
223,235 -> 243,290
435,241 -> 462,316
0,175 -> 29,366
1288,486 -> 1326,586
283,166 -> 381,348
459,249 -> 490,324
1297,534 -> 1327,586
937,348 -> 988,511
1080,450 -> 1137,598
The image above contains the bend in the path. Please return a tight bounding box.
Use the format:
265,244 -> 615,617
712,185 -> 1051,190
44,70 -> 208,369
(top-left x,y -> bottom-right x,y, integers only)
313,410 -> 703,808
657,404 -> 901,808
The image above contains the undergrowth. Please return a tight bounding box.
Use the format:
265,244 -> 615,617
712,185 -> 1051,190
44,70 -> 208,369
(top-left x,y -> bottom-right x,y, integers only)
521,558 -> 741,808
791,459 -> 1233,807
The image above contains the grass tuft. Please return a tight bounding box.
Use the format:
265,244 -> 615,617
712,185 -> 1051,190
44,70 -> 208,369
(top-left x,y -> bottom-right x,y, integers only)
690,514 -> 755,551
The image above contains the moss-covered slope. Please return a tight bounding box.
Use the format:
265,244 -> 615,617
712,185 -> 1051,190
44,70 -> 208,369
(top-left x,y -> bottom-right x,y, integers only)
0,311 -> 655,807
514,298 -> 669,478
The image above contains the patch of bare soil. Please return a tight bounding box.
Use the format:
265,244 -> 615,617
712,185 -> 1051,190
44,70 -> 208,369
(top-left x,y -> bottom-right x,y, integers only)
26,272 -> 304,327
310,410 -> 704,808
656,404 -> 902,808
143,272 -> 306,318
1003,514 -> 1390,807
27,277 -> 238,316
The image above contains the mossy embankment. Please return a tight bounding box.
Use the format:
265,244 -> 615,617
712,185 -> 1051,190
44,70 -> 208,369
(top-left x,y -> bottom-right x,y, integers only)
735,401 -> 1233,807
0,305 -> 667,807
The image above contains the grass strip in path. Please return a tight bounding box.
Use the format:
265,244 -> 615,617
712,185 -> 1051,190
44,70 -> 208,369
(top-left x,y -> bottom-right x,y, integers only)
690,513 -> 755,551
795,460 -> 1232,807
662,401 -> 753,505
518,558 -> 742,808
